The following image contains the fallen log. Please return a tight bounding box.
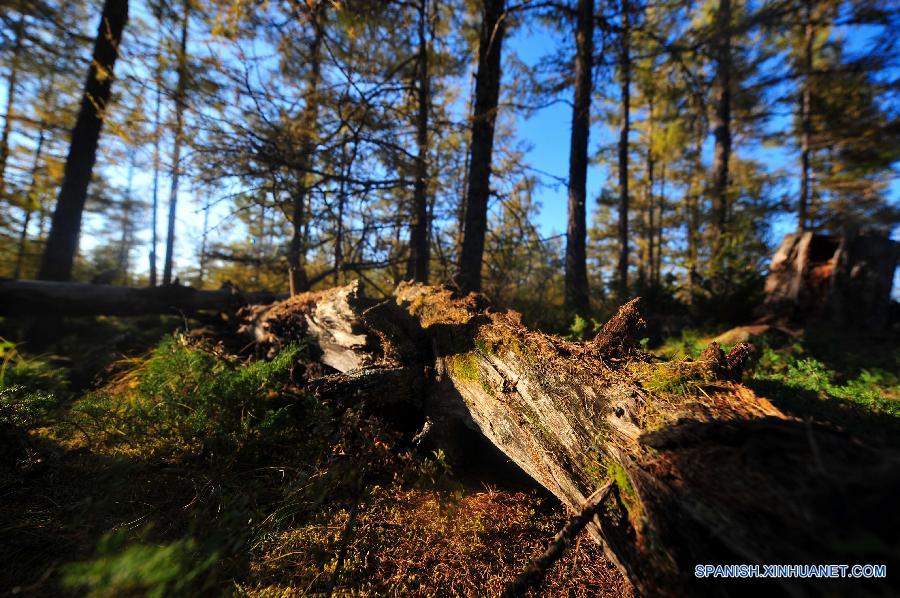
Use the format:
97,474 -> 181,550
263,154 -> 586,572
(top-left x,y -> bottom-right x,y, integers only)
0,279 -> 285,317
240,281 -> 900,596
762,230 -> 898,329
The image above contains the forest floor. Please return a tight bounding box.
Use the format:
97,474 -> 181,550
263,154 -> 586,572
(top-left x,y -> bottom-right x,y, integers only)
0,313 -> 897,596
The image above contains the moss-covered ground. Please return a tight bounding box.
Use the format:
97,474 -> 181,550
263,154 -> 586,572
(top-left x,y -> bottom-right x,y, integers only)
0,320 -> 629,597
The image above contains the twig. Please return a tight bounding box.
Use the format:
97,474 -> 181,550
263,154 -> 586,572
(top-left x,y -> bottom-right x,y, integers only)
325,473 -> 366,598
503,480 -> 614,597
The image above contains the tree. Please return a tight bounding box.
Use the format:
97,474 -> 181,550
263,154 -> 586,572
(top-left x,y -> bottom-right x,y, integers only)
406,0 -> 434,283
162,0 -> 190,285
0,14 -> 24,204
287,0 -> 326,295
456,0 -> 506,294
709,0 -> 732,257
616,0 -> 632,300
564,0 -> 594,313
37,0 -> 129,282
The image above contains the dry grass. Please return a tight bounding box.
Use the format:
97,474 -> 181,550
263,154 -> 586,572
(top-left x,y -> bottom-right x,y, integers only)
241,486 -> 630,597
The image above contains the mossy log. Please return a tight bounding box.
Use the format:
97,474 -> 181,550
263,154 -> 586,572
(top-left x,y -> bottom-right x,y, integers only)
242,281 -> 900,596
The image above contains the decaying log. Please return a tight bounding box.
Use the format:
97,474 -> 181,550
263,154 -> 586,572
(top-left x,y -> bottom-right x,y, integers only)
0,279 -> 285,317
239,281 -> 900,596
763,231 -> 898,329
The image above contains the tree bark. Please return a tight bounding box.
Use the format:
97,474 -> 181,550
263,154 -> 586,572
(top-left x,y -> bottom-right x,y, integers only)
288,0 -> 325,296
0,279 -> 284,317
241,280 -> 900,597
162,0 -> 190,286
616,1 -> 631,301
406,0 -> 433,284
644,94 -> 655,288
456,0 -> 506,294
0,14 -> 24,203
710,0 -> 732,257
37,0 -> 129,282
564,0 -> 593,314
14,121 -> 46,279
797,0 -> 814,232
149,8 -> 164,287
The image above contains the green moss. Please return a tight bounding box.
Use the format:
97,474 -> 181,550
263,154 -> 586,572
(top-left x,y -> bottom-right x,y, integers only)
607,461 -> 643,519
447,352 -> 480,383
582,455 -> 608,488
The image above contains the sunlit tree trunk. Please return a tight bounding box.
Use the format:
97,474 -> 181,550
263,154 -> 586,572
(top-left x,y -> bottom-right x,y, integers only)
38,0 -> 129,282
407,0 -> 433,283
711,0 -> 732,258
14,122 -> 46,279
162,0 -> 190,285
456,0 -> 506,294
564,0 -> 593,313
798,0 -> 814,231
288,0 -> 325,295
117,150 -> 137,285
0,14 -> 25,203
149,9 -> 164,287
616,0 -> 631,301
644,94 -> 655,287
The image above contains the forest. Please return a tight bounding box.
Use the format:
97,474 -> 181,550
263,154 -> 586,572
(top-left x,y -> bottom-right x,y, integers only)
0,0 -> 898,595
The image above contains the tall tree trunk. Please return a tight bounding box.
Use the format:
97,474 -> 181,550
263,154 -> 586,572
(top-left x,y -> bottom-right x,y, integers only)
644,94 -> 655,288
149,10 -> 164,287
0,14 -> 24,203
455,0 -> 506,294
38,0 -> 129,282
198,191 -> 210,287
564,0 -> 593,313
407,0 -> 433,283
616,1 -> 631,301
117,150 -> 136,285
288,1 -> 325,295
14,122 -> 46,279
655,162 -> 665,286
710,0 -> 732,258
686,130 -> 703,292
797,0 -> 813,232
162,0 -> 190,285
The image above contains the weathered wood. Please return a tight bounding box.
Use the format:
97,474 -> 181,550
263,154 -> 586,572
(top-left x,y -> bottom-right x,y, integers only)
763,231 -> 898,329
0,279 -> 285,317
242,281 -> 900,596
393,283 -> 900,596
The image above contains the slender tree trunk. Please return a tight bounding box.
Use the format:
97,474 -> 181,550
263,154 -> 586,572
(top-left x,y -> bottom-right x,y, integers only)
198,191 -> 210,287
288,1 -> 325,295
14,123 -> 46,279
455,0 -> 506,294
686,131 -> 702,295
798,0 -> 813,231
162,0 -> 190,285
117,150 -> 136,285
38,0 -> 129,282
655,162 -> 665,286
0,15 -> 25,203
644,94 -> 654,288
149,12 -> 164,287
616,2 -> 631,301
407,0 -> 432,283
711,0 -> 732,258
564,0 -> 593,313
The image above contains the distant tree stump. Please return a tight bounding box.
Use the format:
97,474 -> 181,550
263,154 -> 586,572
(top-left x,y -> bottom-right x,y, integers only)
763,230 -> 898,329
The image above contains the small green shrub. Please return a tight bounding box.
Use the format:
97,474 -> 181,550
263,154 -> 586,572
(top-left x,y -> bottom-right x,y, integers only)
62,529 -> 219,598
71,335 -> 313,458
567,314 -> 600,341
0,338 -> 68,429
